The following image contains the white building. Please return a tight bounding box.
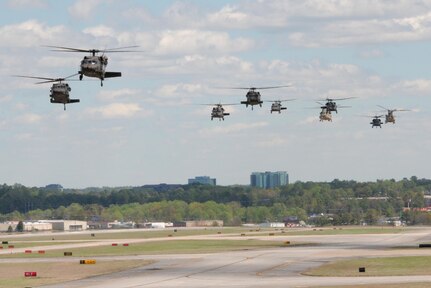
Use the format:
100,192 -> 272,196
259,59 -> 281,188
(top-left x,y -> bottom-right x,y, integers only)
42,220 -> 87,231
259,222 -> 285,228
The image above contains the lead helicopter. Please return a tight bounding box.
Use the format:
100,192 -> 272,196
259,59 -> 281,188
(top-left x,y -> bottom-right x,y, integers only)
44,45 -> 139,86
13,73 -> 80,110
220,85 -> 291,110
265,99 -> 296,114
317,97 -> 355,113
377,105 -> 410,124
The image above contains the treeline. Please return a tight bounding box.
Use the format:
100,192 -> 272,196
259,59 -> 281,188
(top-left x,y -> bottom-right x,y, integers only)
0,177 -> 430,225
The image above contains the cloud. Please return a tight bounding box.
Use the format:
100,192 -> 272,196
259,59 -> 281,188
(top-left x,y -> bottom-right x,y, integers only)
199,122 -> 268,137
397,79 -> 431,94
86,103 -> 144,118
97,88 -> 141,101
7,0 -> 47,9
83,25 -> 115,38
155,30 -> 254,55
68,0 -> 102,19
256,136 -> 289,148
0,20 -> 67,47
16,113 -> 43,124
203,1 -> 431,47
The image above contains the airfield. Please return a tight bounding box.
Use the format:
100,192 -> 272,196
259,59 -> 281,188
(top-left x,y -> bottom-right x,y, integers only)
2,227 -> 431,287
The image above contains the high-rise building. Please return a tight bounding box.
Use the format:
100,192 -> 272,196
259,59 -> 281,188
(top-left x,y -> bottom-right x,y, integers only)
188,176 -> 216,186
250,171 -> 288,189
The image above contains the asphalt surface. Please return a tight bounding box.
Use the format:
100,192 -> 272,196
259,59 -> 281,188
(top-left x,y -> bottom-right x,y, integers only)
8,227 -> 431,287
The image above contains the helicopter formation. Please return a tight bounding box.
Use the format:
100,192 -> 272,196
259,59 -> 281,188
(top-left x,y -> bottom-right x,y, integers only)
13,45 -> 410,127
14,45 -> 139,109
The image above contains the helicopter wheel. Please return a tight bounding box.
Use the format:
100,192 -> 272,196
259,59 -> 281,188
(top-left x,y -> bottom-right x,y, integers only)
79,74 -> 83,81
100,81 -> 103,87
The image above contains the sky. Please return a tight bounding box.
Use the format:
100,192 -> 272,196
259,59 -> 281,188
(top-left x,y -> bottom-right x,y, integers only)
1,0 -> 431,188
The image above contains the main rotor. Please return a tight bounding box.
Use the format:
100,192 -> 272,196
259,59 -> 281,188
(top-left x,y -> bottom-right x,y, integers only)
13,73 -> 79,84
44,45 -> 140,56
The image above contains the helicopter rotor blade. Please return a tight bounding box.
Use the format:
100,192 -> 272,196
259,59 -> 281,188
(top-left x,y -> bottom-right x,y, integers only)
377,105 -> 389,111
13,75 -> 55,81
214,85 -> 291,90
254,85 -> 291,89
103,45 -> 140,52
43,45 -> 140,54
319,96 -> 356,101
43,45 -> 90,53
13,73 -> 79,84
264,99 -> 296,103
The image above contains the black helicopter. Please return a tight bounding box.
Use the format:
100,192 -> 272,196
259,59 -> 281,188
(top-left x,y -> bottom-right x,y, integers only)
370,115 -> 384,128
201,103 -> 239,121
220,86 -> 291,110
13,74 -> 80,110
265,99 -> 296,114
44,45 -> 139,86
318,97 -> 355,113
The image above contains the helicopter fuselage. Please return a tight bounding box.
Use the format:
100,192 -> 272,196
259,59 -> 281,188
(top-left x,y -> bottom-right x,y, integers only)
79,55 -> 121,86
211,105 -> 230,121
80,56 -> 107,78
319,108 -> 332,122
325,101 -> 338,113
385,112 -> 395,124
241,90 -> 263,109
371,118 -> 383,128
270,101 -> 287,113
49,83 -> 79,110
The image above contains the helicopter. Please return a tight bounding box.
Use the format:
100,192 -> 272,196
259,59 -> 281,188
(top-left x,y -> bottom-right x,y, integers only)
44,45 -> 139,87
377,105 -> 410,124
200,103 -> 239,121
370,115 -> 384,128
220,86 -> 291,110
211,104 -> 230,121
266,99 -> 296,114
13,74 -> 80,110
318,97 -> 355,113
319,106 -> 332,122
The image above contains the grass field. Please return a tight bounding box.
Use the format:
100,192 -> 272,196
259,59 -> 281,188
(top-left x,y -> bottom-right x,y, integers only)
0,226 -> 406,243
305,256 -> 431,277
0,259 -> 153,288
0,227 -> 250,242
0,239 -> 288,258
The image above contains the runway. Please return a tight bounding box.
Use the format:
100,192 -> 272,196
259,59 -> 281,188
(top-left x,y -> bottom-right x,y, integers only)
36,227 -> 431,287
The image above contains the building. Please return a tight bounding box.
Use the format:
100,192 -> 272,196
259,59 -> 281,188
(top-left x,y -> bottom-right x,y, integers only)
42,220 -> 87,231
188,176 -> 216,186
250,171 -> 289,189
174,220 -> 223,227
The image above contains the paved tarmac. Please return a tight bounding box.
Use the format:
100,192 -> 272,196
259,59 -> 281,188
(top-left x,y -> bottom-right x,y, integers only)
34,227 -> 431,287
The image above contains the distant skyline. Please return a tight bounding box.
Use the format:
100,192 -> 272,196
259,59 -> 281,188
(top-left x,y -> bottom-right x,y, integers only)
1,0 -> 431,188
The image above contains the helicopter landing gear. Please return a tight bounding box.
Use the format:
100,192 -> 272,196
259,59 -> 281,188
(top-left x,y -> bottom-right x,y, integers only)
64,104 -> 66,111
79,74 -> 83,81
100,78 -> 104,87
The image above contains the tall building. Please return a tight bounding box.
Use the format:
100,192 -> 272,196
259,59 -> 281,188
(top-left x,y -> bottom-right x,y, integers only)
250,171 -> 288,189
188,176 -> 216,186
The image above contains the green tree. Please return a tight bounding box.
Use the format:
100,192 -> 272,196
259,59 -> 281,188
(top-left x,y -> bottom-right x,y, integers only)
16,221 -> 23,232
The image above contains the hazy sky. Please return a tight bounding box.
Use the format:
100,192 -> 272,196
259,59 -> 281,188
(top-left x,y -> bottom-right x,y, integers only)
1,0 -> 431,188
